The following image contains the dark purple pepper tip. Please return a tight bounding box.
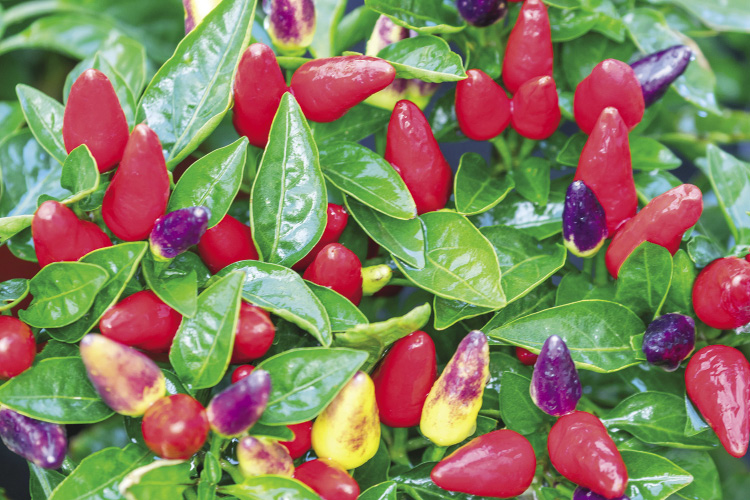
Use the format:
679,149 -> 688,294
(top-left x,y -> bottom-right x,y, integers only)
574,486 -> 631,500
456,0 -> 508,27
563,180 -> 608,257
631,45 -> 692,107
0,408 -> 67,469
149,206 -> 211,261
206,369 -> 271,437
642,313 -> 695,372
530,335 -> 582,417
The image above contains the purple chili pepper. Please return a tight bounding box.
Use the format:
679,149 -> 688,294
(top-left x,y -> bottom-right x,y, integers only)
457,0 -> 508,27
574,486 -> 631,500
642,313 -> 695,372
563,180 -> 608,258
149,206 -> 211,261
206,369 -> 271,437
0,408 -> 67,469
264,0 -> 316,55
631,45 -> 692,107
530,335 -> 582,417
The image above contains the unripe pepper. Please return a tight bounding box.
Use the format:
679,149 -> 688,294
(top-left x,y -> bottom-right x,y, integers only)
206,368 -> 270,437
182,0 -> 222,33
293,459 -> 360,500
606,184 -> 702,278
574,487 -> 631,500
510,75 -> 560,140
0,317 -> 36,379
99,290 -> 182,353
574,59 -> 644,135
457,0 -> 508,27
264,0 -> 316,56
685,345 -> 750,457
280,420 -> 313,459
231,303 -> 276,363
290,56 -> 396,122
303,243 -> 363,306
32,200 -> 112,268
141,394 -> 209,459
0,407 -> 66,469
197,214 -> 259,274
102,124 -> 170,241
231,364 -> 255,383
237,436 -> 294,477
406,78 -> 440,110
292,203 -> 349,271
631,45 -> 692,107
574,107 -> 637,236
80,334 -> 166,416
233,43 -> 289,148
372,331 -> 437,427
455,69 -> 511,141
149,206 -> 210,261
642,313 -> 695,371
311,371 -> 380,470
63,69 -> 129,173
531,335 -> 581,417
501,0 -> 553,94
431,429 -> 536,498
421,331 -> 490,447
385,100 -> 453,215
361,264 -> 393,296
563,180 -> 608,258
548,411 -> 628,499
364,16 -> 411,110
516,346 -> 538,366
692,257 -> 750,330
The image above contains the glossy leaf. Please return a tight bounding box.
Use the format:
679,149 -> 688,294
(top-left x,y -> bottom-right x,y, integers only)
649,0 -> 750,33
454,153 -> 514,216
514,157 -> 551,206
364,0 -> 466,34
686,235 -> 723,269
311,104 -> 390,146
556,132 -> 587,167
499,372 -> 552,435
664,250 -> 696,316
15,84 -> 67,164
248,423 -> 294,441
630,137 -> 682,171
60,145 -> 100,204
359,482 -> 397,500
308,0 -> 347,58
662,449 -> 722,500
353,441 -> 391,491
614,242 -> 673,321
0,101 -> 25,140
220,476 -> 320,500
307,281 -> 368,332
705,144 -> 750,246
555,271 -> 617,306
142,253 -> 199,318
621,450 -> 693,500
29,464 -> 65,500
0,278 -> 30,311
377,35 -> 466,82
119,460 -> 193,500
635,169 -> 683,204
0,215 -> 33,244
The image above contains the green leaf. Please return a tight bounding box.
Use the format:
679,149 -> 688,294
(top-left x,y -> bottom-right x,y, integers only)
614,242 -> 673,321
170,271 -> 244,390
664,250 -> 697,317
256,347 -> 368,424
168,137 -> 247,228
483,284 -> 556,332
556,132 -> 587,167
662,449 -> 722,500
555,271 -> 616,306
377,35 -> 466,82
391,462 -> 472,499
334,6 -> 381,54
307,281 -> 368,332
142,252 -> 198,317
514,157 -> 552,206
29,464 -> 65,500
621,450 -> 693,500
251,93 -> 327,267
248,422 -> 294,441
319,141 -> 416,220
19,262 -> 109,328
646,0 -> 750,33
0,215 -> 33,244
119,460 -> 193,500
630,137 -> 682,171
686,235 -> 723,268
308,0 -> 347,58
561,33 -> 636,89
365,0 -> 466,34
396,211 -> 506,308
487,300 -> 644,372
705,144 -> 750,245
634,169 -> 683,204
60,145 -> 100,204
353,441 -> 391,492
453,153 -> 514,216
15,85 -> 67,164
549,7 -> 598,42
0,101 -> 25,140
359,482 -> 397,500
429,88 -> 463,143
499,372 -> 552,435
220,476 -> 320,500
136,0 -> 257,167
46,242 -> 147,342
0,278 -> 29,311
0,357 -> 113,424
311,103 -> 390,146
218,261 -> 332,346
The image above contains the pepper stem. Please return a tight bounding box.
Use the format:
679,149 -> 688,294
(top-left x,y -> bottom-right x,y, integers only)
389,427 -> 411,467
423,445 -> 447,463
490,136 -> 512,173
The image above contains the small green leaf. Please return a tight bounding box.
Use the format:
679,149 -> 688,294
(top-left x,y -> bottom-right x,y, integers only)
364,0 -> 466,34
658,0 -> 750,33
0,278 -> 29,311
705,144 -> 750,245
499,372 -> 552,435
307,281 -> 368,332
454,153 -> 514,216
60,145 -> 100,205
662,449 -> 722,500
29,464 -> 65,500
377,35 -> 467,82
549,7 -> 598,42
630,137 -> 682,171
311,104 -> 390,146
664,250 -> 697,317
556,132 -> 587,167
353,441 -> 391,492
220,476 -> 320,500
515,157 -> 552,206
15,84 -> 67,164
0,101 -> 25,140
142,253 -> 198,317
555,271 -> 616,306
0,215 -> 33,244
621,450 -> 693,500
686,235 -> 723,268
614,242 -> 673,321
359,481 -> 397,500
249,423 -> 294,441
635,169 -> 683,204
119,460 -> 193,500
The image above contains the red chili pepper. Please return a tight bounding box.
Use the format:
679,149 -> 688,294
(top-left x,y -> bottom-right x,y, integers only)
303,243 -> 363,305
431,429 -> 536,497
99,290 -> 182,353
142,394 -> 209,459
574,59 -> 644,135
574,107 -> 637,237
548,411 -> 628,499
385,100 -> 453,215
692,257 -> 750,330
292,203 -> 349,271
197,215 -> 259,274
32,200 -> 112,268
293,459 -> 360,500
102,124 -> 170,241
605,184 -> 702,278
371,331 -> 437,428
231,364 -> 255,384
455,69 -> 511,141
516,346 -> 538,366
510,75 -> 560,140
501,0 -> 553,94
231,302 -> 275,363
280,421 -> 313,459
63,69 -> 129,173
233,43 -> 289,148
685,345 -> 750,457
290,56 -> 396,122
0,317 -> 35,379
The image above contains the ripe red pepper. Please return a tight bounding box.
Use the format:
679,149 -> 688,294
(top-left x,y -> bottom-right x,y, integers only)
290,56 -> 396,122
510,75 -> 560,140
371,331 -> 437,427
99,290 -> 182,353
385,100 -> 453,215
63,69 -> 129,173
197,215 -> 259,274
231,364 -> 255,384
431,429 -> 536,497
455,69 -> 511,141
102,124 -> 170,241
501,0 -> 553,94
574,59 -> 644,135
293,459 -> 360,500
516,346 -> 538,366
548,411 -> 628,499
685,345 -> 750,457
292,203 -> 349,271
231,302 -> 275,363
142,394 -> 209,459
574,107 -> 637,236
303,243 -> 363,305
32,200 -> 112,268
0,317 -> 36,379
605,184 -> 702,278
693,257 -> 750,330
233,43 -> 289,148
280,420 -> 313,459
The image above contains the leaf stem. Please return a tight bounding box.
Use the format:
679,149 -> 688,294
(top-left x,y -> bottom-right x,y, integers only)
423,445 -> 447,462
490,136 -> 513,173
389,427 -> 411,467
406,436 -> 430,451
219,460 -> 244,484
594,247 -> 609,286
583,256 -> 594,277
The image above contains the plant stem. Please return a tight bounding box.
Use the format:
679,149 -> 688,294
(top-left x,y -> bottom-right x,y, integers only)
583,256 -> 594,277
423,445 -> 447,462
406,436 -> 430,451
594,247 -> 609,286
490,136 -> 513,173
389,427 -> 411,467
219,460 -> 244,484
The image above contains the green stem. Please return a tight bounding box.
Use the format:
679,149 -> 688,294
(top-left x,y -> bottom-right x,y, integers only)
583,256 -> 594,278
388,278 -> 414,287
60,456 -> 77,475
424,445 -> 447,462
219,460 -> 244,484
209,433 -> 224,456
490,136 -> 513,173
406,436 -> 430,452
389,427 -> 411,467
594,247 -> 608,286
517,137 -> 537,164
3,1 -> 62,25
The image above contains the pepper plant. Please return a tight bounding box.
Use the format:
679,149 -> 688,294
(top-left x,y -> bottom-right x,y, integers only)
0,0 -> 749,498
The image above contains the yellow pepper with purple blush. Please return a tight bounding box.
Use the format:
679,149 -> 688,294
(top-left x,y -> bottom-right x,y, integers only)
182,0 -> 222,33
